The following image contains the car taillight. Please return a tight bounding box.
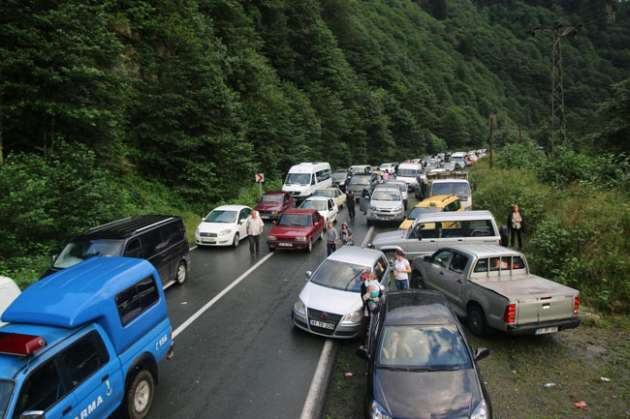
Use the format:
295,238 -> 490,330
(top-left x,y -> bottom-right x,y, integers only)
573,296 -> 580,316
503,303 -> 516,324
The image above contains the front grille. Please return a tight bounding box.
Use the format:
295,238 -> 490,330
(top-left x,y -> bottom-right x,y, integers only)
307,308 -> 342,335
200,232 -> 217,238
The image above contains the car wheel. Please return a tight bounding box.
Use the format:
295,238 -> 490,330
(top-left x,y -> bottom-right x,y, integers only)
125,370 -> 155,419
175,261 -> 187,285
232,233 -> 240,247
467,304 -> 489,337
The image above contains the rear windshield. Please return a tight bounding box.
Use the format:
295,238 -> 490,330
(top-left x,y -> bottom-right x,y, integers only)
431,182 -> 470,198
278,214 -> 311,227
475,256 -> 526,272
262,194 -> 283,203
310,259 -> 366,292
54,239 -> 125,269
349,176 -> 370,185
397,169 -> 419,177
313,190 -> 335,198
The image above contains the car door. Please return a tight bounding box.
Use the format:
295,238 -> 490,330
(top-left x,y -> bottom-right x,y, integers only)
60,329 -> 124,419
328,199 -> 338,222
374,256 -> 391,292
423,249 -> 453,295
11,355 -> 74,419
406,223 -> 440,258
441,251 -> 468,306
140,229 -> 169,284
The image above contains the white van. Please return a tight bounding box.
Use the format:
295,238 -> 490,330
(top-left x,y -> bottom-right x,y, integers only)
0,276 -> 21,326
430,179 -> 472,210
395,162 -> 423,191
451,151 -> 467,169
282,162 -> 332,199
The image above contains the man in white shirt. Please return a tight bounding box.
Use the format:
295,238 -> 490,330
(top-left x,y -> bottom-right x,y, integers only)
246,210 -> 265,255
393,249 -> 411,290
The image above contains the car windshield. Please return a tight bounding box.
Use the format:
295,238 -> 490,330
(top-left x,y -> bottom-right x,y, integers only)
285,173 -> 311,185
313,190 -> 335,198
397,169 -> 419,177
262,194 -> 283,203
385,182 -> 406,192
205,210 -> 237,223
332,172 -> 347,181
278,214 -> 311,227
350,166 -> 367,174
431,183 -> 470,199
0,380 -> 14,419
349,176 -> 370,185
372,190 -> 401,201
301,200 -> 327,211
310,259 -> 366,292
377,325 -> 472,371
53,239 -> 125,269
409,207 -> 442,220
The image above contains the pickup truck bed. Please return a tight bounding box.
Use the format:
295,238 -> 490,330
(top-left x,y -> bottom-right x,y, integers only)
471,274 -> 577,300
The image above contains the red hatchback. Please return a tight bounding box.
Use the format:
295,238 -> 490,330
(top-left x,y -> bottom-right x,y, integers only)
267,208 -> 325,252
255,191 -> 294,221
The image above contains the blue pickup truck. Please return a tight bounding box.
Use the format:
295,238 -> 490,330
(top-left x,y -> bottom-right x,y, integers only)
0,257 -> 173,419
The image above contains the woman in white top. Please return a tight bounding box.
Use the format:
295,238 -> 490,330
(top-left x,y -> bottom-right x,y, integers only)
393,249 -> 411,290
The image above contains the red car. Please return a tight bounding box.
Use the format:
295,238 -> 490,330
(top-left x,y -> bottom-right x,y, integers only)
255,191 -> 294,221
267,208 -> 325,252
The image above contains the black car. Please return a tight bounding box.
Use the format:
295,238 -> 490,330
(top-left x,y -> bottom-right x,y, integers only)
332,170 -> 350,191
46,215 -> 191,288
358,290 -> 492,419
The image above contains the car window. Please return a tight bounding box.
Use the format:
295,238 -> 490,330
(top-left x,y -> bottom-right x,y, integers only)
433,250 -> 452,267
116,275 -> 160,326
450,253 -> 468,272
417,223 -> 440,239
489,257 -> 509,271
474,258 -> 488,273
140,229 -> 163,258
512,256 -> 525,270
13,360 -> 65,417
58,331 -> 109,391
124,238 -> 142,258
328,200 -> 334,210
374,257 -> 388,282
239,208 -> 251,221
160,222 -> 184,246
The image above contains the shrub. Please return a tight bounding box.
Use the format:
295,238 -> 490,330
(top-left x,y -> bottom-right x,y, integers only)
495,142 -> 546,171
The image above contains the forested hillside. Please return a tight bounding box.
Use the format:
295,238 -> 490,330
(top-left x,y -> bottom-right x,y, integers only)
1,1 -> 629,282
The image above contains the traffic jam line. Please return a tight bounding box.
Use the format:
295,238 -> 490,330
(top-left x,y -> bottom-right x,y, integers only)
299,226 -> 375,419
172,251 -> 274,338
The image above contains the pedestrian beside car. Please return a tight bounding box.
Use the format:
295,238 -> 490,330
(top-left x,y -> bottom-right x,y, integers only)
346,190 -> 356,221
507,204 -> 524,249
340,223 -> 353,245
246,210 -> 265,255
393,249 -> 411,290
326,222 -> 339,255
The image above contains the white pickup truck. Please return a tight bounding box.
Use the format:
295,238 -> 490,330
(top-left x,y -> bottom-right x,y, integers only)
411,245 -> 580,336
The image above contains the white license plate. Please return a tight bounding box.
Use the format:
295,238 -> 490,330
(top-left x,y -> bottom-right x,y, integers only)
278,242 -> 293,247
202,239 -> 215,243
535,326 -> 558,335
310,320 -> 335,330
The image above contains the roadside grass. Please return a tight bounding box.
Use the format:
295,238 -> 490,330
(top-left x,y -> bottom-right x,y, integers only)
324,314 -> 630,419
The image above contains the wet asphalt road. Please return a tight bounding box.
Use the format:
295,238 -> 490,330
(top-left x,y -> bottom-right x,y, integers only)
146,205 -> 394,419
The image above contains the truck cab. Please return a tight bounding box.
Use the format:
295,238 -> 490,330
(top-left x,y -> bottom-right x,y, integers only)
0,257 -> 173,419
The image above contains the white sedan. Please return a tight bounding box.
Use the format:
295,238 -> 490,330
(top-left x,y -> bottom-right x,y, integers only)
0,276 -> 21,327
300,196 -> 338,225
313,187 -> 347,209
195,205 -> 252,247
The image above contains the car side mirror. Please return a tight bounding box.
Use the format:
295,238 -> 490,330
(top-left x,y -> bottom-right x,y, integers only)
356,347 -> 370,360
305,271 -> 312,280
51,254 -> 57,264
20,412 -> 45,419
475,347 -> 490,362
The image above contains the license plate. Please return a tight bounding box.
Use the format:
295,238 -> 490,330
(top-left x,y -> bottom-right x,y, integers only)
278,242 -> 293,247
310,320 -> 335,330
535,326 -> 558,335
202,239 -> 215,243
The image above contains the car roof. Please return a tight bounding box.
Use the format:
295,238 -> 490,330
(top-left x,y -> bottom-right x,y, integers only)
414,210 -> 494,223
74,215 -> 180,240
384,291 -> 456,326
444,244 -> 523,259
416,195 -> 458,207
263,191 -> 287,196
213,205 -> 249,211
373,186 -> 401,194
2,257 -> 156,329
327,246 -> 384,267
432,179 -> 469,184
305,196 -> 329,201
284,208 -> 316,215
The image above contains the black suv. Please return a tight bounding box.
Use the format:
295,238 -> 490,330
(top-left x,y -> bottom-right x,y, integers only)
47,215 -> 191,287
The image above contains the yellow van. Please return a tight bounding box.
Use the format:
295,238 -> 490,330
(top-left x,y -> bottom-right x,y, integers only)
399,195 -> 462,230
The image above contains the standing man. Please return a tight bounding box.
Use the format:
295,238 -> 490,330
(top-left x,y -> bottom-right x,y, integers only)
393,249 -> 411,290
326,222 -> 339,256
346,190 -> 356,221
246,210 -> 264,255
507,204 -> 524,249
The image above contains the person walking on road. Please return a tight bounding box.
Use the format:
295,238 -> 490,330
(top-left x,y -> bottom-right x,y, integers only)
246,210 -> 264,255
393,249 -> 411,290
346,190 -> 356,221
340,223 -> 353,245
507,204 -> 524,250
326,222 -> 339,256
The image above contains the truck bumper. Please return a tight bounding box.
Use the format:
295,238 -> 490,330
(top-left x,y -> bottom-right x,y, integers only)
506,318 -> 580,335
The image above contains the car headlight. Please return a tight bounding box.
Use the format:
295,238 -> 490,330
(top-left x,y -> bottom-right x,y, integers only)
470,399 -> 488,419
341,309 -> 362,324
370,400 -> 391,419
219,229 -> 232,236
268,235 -> 277,241
295,236 -> 308,242
293,300 -> 306,317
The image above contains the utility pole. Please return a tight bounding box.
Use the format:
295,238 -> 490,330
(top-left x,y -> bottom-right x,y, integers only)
532,24 -> 578,148
488,112 -> 497,168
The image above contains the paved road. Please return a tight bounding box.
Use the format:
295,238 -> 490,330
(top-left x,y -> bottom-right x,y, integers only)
146,205 -> 395,419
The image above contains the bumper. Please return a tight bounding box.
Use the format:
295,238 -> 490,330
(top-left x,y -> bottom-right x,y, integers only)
292,311 -> 362,339
196,236 -> 233,246
268,240 -> 309,250
367,212 -> 405,222
506,318 -> 581,335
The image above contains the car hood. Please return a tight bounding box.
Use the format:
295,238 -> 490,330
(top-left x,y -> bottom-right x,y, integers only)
270,226 -> 310,237
370,200 -> 402,210
372,230 -> 407,248
299,282 -> 363,315
255,202 -> 282,211
374,368 -> 480,419
283,184 -> 308,192
198,222 -> 235,233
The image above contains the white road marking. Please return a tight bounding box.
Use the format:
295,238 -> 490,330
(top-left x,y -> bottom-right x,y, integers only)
190,245 -> 198,251
299,225 -> 375,419
172,252 -> 274,338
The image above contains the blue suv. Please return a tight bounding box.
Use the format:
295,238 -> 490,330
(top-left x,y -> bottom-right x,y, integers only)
0,257 -> 173,419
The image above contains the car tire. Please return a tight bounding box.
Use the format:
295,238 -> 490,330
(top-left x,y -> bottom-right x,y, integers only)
232,233 -> 239,247
467,304 -> 489,337
124,369 -> 155,419
175,261 -> 187,285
